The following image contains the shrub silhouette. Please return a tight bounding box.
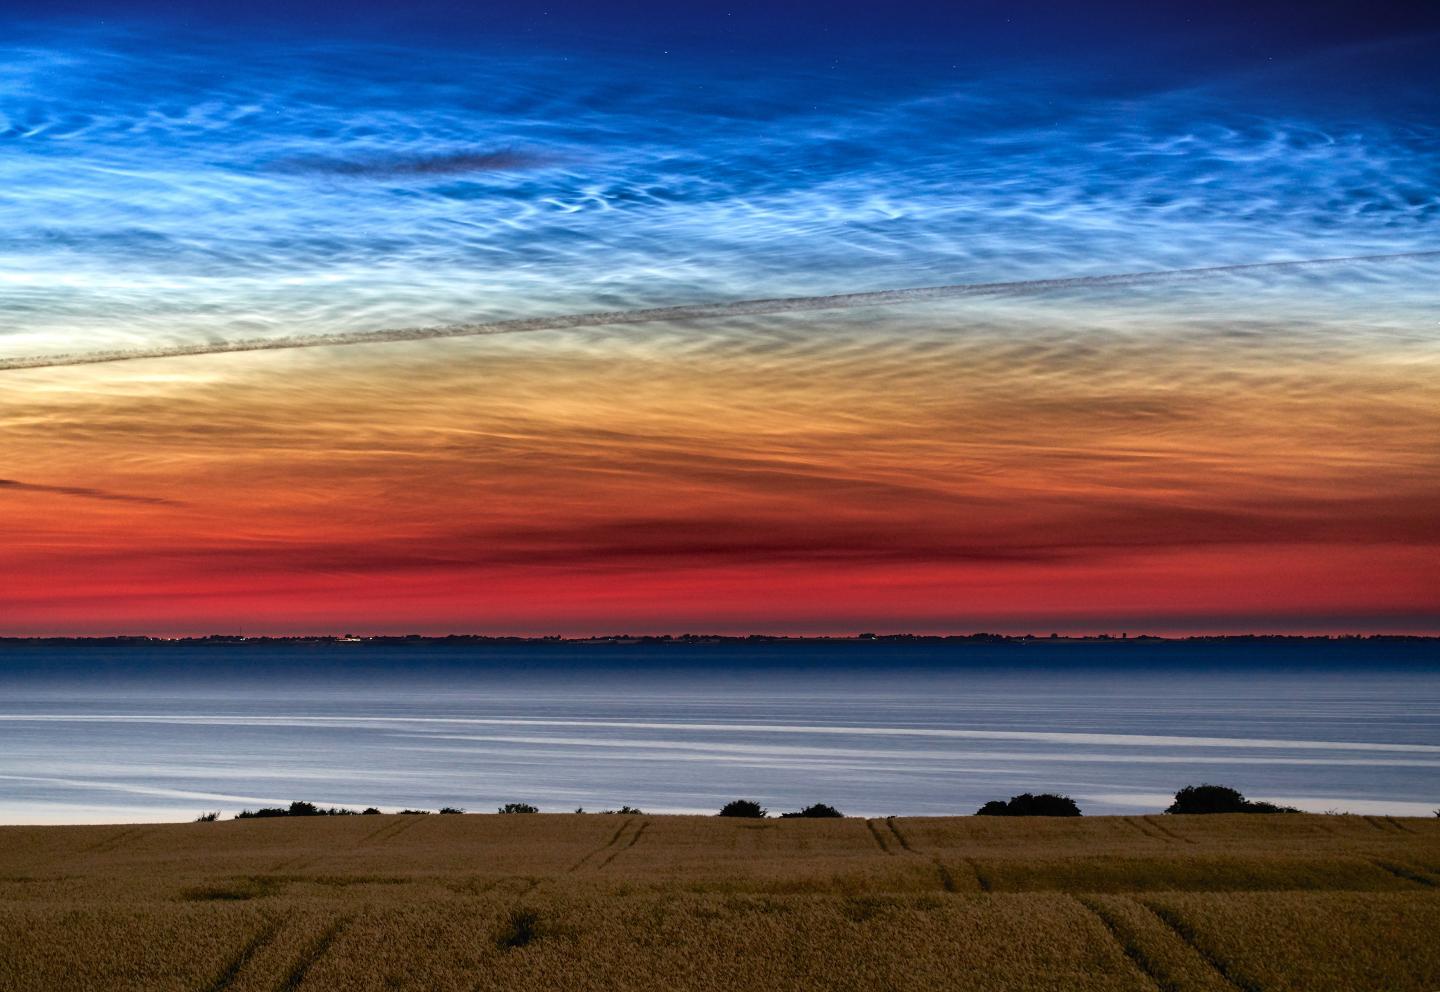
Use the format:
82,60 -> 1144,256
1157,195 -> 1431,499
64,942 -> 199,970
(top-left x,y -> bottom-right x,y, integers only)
601,806 -> 644,815
234,801 -> 361,819
499,802 -> 539,814
718,799 -> 767,818
1166,784 -> 1298,814
362,807 -> 382,815
194,811 -> 219,822
779,803 -> 844,818
438,806 -> 465,815
397,809 -> 431,815
975,793 -> 1082,817
1245,800 -> 1297,814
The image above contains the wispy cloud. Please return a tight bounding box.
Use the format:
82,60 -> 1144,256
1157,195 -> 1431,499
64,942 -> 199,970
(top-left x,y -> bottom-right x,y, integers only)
2,30 -> 1437,361
0,478 -> 175,506
3,250 -> 1434,371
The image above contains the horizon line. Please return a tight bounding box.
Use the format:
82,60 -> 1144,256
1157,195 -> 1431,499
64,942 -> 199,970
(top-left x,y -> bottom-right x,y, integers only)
3,631 -> 1437,642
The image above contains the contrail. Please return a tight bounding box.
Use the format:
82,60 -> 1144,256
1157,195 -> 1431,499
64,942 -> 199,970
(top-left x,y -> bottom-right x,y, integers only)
2,249 -> 1435,372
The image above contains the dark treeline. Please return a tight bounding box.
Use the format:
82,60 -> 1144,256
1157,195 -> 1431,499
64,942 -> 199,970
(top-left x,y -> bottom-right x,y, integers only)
10,633 -> 1435,646
977,794 -> 1083,817
207,785 -> 1316,822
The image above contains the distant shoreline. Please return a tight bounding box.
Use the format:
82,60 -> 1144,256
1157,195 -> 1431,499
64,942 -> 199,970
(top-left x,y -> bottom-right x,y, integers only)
6,810 -> 1439,827
3,632 -> 1438,646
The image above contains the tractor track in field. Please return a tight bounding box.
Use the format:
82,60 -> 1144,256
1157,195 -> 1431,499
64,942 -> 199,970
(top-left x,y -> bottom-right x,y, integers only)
568,818 -> 635,872
597,821 -> 650,870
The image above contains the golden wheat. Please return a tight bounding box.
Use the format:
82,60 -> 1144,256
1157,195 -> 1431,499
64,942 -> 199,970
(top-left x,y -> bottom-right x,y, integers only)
0,813 -> 1436,991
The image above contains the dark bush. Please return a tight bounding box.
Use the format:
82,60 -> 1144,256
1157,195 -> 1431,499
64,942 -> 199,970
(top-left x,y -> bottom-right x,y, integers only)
362,807 -> 382,815
1243,801 -> 1294,814
194,811 -> 219,822
438,806 -> 465,815
601,806 -> 644,815
718,799 -> 767,818
498,802 -> 539,814
397,809 -> 431,815
975,793 -> 1082,817
495,908 -> 542,950
779,803 -> 844,818
1166,784 -> 1298,814
234,801 -> 360,819
1008,793 -> 1082,817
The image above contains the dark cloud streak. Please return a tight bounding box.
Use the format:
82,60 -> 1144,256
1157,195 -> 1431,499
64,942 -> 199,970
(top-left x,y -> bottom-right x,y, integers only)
272,149 -> 554,178
48,490 -> 1434,576
0,478 -> 176,506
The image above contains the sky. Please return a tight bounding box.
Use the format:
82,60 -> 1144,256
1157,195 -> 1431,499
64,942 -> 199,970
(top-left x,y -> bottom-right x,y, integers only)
1,1 -> 1437,635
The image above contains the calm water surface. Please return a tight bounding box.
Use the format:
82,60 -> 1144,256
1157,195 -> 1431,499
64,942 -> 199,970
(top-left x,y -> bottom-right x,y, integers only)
1,642 -> 1436,823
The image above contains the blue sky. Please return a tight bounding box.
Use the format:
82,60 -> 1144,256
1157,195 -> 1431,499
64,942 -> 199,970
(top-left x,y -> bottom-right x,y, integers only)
2,2 -> 1437,357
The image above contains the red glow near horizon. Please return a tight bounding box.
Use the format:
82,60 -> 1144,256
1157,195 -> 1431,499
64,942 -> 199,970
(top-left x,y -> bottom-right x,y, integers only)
3,310 -> 1437,637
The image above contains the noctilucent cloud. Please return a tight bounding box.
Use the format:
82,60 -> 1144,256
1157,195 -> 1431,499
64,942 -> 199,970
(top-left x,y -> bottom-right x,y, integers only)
1,2 -> 1437,634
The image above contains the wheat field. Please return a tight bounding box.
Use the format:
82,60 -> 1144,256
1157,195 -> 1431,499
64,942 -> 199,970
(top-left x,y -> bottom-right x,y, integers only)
1,813 -> 1436,991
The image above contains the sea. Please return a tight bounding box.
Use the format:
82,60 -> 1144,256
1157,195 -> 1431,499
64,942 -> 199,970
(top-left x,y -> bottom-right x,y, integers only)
1,640 -> 1435,824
